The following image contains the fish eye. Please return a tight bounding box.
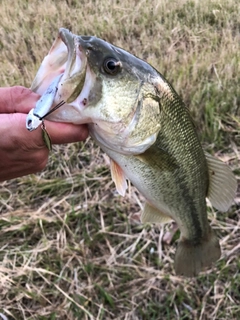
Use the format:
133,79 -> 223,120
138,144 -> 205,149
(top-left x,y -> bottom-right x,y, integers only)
103,58 -> 121,75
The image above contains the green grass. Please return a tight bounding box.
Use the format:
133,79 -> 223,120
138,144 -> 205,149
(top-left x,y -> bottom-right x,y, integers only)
0,0 -> 239,319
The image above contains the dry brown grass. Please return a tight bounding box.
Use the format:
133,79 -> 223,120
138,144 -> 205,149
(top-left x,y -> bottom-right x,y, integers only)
0,0 -> 239,319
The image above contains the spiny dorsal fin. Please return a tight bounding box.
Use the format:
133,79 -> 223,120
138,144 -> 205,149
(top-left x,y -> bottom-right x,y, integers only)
110,159 -> 128,196
205,152 -> 237,212
141,202 -> 173,224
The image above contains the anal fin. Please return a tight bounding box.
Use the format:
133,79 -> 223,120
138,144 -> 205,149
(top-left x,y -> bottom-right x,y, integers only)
141,202 -> 173,224
205,152 -> 237,212
110,159 -> 128,196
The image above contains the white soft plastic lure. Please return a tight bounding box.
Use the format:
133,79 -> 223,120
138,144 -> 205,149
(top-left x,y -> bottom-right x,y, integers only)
26,74 -> 63,131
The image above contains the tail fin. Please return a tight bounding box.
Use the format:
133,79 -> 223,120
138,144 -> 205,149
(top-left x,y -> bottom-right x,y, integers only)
174,228 -> 221,277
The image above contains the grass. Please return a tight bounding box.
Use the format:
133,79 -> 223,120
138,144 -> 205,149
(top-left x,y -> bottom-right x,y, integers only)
0,0 -> 239,319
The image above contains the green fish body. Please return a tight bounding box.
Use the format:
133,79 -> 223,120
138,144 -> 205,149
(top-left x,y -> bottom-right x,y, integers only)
26,29 -> 237,276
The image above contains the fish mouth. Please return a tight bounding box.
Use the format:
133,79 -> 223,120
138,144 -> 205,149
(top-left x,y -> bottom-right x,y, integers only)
26,28 -> 91,131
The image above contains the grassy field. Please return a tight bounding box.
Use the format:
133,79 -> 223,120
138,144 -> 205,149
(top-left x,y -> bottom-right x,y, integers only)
0,0 -> 239,319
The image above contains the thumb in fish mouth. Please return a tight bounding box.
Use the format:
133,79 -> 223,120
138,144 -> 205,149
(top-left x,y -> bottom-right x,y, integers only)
27,120 -> 89,147
40,122 -> 89,144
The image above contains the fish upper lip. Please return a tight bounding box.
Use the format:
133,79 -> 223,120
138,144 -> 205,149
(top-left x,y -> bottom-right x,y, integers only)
31,28 -> 88,99
76,36 -> 96,53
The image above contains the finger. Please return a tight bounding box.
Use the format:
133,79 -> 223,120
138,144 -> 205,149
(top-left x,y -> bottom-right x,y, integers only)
0,113 -> 49,182
1,113 -> 48,150
0,147 -> 49,182
0,86 -> 40,114
1,113 -> 89,150
0,87 -> 89,144
44,120 -> 89,144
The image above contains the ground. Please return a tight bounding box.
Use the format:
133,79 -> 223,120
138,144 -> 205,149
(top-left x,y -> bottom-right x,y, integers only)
0,0 -> 239,319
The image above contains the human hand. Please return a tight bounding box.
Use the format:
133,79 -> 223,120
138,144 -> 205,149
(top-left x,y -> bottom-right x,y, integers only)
0,86 -> 89,182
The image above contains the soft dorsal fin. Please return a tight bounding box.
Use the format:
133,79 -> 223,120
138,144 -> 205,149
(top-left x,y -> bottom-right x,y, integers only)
141,202 -> 173,224
110,159 -> 128,196
205,152 -> 237,212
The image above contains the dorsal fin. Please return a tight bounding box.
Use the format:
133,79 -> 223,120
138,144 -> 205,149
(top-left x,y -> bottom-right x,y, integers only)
141,202 -> 173,224
110,159 -> 128,196
205,152 -> 237,212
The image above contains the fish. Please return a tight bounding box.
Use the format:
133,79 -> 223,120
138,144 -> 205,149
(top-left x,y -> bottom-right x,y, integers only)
26,28 -> 237,277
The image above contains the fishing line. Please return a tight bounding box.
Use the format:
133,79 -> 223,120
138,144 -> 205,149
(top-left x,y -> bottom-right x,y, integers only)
34,100 -> 66,120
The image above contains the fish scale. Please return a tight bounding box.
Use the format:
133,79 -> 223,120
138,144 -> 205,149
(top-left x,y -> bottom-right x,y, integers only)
158,92 -> 209,240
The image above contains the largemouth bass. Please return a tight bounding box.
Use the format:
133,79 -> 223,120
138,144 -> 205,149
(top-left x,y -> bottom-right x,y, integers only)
26,28 -> 237,277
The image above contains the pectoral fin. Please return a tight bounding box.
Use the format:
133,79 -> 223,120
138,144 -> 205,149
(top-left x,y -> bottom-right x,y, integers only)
141,202 -> 173,224
110,159 -> 128,196
135,145 -> 178,171
205,152 -> 237,212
